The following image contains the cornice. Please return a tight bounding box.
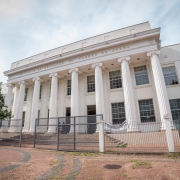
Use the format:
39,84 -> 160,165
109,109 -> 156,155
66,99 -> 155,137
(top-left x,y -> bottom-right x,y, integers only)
4,28 -> 160,76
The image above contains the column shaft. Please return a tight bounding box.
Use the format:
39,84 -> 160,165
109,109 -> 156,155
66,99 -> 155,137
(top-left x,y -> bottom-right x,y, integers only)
48,73 -> 60,133
148,51 -> 172,127
118,57 -> 138,131
29,77 -> 42,132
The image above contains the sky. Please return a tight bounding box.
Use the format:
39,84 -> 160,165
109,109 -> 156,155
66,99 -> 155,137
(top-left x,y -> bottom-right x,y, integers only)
0,0 -> 180,83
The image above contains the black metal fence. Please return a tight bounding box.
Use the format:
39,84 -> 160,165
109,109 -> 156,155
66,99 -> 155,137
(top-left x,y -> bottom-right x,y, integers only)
0,119 -> 23,147
34,115 -> 103,151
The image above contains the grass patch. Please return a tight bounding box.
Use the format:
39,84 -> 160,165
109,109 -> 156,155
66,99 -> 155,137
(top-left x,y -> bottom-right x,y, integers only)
49,160 -> 58,167
123,174 -> 131,179
166,152 -> 180,159
130,159 -> 137,162
117,144 -> 126,148
83,152 -> 99,156
131,161 -> 152,169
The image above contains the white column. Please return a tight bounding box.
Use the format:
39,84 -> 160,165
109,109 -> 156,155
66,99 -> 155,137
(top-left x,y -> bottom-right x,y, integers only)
1,84 -> 13,132
48,73 -> 60,133
118,56 -> 138,131
14,81 -> 27,131
29,77 -> 43,132
10,85 -> 19,132
69,68 -> 81,132
92,63 -> 105,131
147,51 -> 173,128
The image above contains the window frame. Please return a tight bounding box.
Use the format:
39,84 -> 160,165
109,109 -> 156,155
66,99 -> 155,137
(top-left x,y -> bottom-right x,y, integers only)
111,102 -> 126,124
138,99 -> 156,123
162,65 -> 179,86
24,88 -> 28,101
39,85 -> 42,100
87,75 -> 95,93
22,111 -> 26,127
134,65 -> 150,86
67,79 -> 71,96
109,70 -> 122,90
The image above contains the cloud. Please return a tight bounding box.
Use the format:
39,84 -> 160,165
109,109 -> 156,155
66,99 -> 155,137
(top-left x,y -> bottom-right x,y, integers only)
0,0 -> 180,83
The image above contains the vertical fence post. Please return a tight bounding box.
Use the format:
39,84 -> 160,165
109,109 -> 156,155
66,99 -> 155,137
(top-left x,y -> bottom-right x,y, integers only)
74,117 -> 76,151
34,119 -> 37,148
99,118 -> 104,153
20,119 -> 23,147
164,114 -> 174,152
57,118 -> 59,151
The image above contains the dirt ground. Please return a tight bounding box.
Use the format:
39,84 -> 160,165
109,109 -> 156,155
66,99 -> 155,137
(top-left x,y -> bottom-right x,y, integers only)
0,146 -> 180,180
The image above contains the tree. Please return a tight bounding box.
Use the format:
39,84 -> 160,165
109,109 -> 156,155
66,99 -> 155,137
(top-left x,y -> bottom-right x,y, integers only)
0,86 -> 11,120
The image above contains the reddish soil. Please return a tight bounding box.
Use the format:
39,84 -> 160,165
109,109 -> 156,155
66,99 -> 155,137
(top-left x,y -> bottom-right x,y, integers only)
0,146 -> 180,180
0,149 -> 22,169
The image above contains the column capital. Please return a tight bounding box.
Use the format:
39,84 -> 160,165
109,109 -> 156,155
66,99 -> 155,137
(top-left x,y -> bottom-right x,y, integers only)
118,56 -> 130,63
91,62 -> 104,69
18,81 -> 28,85
49,73 -> 60,78
69,68 -> 81,74
32,77 -> 43,82
147,50 -> 160,57
6,83 -> 14,88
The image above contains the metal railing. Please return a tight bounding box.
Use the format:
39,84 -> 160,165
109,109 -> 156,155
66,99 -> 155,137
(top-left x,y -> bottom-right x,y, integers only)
104,118 -> 180,153
0,119 -> 23,147
34,115 -> 103,151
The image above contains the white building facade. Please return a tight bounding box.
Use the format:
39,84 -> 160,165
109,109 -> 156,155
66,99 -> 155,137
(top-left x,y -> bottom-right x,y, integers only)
1,22 -> 180,133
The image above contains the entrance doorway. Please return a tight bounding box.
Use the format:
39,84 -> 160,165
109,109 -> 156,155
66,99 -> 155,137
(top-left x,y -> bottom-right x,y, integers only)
65,108 -> 71,133
87,105 -> 96,134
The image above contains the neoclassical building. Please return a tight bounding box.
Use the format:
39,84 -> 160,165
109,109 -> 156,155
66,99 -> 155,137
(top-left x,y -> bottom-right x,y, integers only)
1,22 -> 180,133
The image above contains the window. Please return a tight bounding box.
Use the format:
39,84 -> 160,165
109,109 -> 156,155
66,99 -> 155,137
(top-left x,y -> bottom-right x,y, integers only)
22,111 -> 26,127
109,70 -> 122,89
134,65 -> 149,85
37,110 -> 40,125
24,88 -> 28,101
169,99 -> 180,129
87,75 -> 95,92
39,85 -> 42,99
111,103 -> 125,124
11,94 -> 14,106
138,99 -> 156,123
162,66 -> 178,86
49,83 -> 51,98
67,80 -> 71,96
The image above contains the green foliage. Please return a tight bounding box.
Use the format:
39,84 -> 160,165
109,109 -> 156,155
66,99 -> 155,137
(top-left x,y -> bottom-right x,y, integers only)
0,87 -> 11,120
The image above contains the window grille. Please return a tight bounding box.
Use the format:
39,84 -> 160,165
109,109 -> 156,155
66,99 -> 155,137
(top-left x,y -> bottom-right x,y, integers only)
87,75 -> 95,92
109,70 -> 122,89
138,99 -> 156,123
162,66 -> 178,86
134,65 -> 149,85
169,99 -> 180,120
24,88 -> 28,101
22,111 -> 26,127
67,80 -> 71,96
111,102 -> 125,124
39,85 -> 42,99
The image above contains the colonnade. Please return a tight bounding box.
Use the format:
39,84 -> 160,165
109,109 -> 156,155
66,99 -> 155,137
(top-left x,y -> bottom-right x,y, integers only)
2,51 -> 172,133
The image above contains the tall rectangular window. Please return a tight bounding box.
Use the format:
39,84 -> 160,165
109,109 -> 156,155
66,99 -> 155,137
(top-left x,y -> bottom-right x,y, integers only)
111,102 -> 125,124
49,83 -> 51,98
162,66 -> 178,86
39,85 -> 42,99
67,80 -> 71,96
22,111 -> 26,127
37,110 -> 40,125
11,94 -> 14,106
109,70 -> 122,89
169,99 -> 180,120
134,65 -> 149,85
24,88 -> 28,101
138,99 -> 155,123
87,75 -> 95,92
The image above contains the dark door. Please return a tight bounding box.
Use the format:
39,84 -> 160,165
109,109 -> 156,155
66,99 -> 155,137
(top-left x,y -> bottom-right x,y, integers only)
65,108 -> 71,133
87,105 -> 96,134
